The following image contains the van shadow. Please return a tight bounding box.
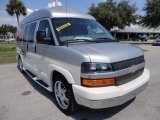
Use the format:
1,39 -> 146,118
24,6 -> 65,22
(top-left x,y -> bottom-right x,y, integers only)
22,71 -> 135,120
71,98 -> 135,120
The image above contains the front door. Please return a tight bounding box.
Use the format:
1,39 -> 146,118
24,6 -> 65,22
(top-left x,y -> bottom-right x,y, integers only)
34,19 -> 55,84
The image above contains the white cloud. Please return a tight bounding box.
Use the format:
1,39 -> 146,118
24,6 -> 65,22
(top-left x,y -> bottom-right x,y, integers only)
48,1 -> 62,8
127,24 -> 140,28
0,8 -> 34,26
0,11 -> 17,26
101,0 -> 107,3
27,8 -> 34,15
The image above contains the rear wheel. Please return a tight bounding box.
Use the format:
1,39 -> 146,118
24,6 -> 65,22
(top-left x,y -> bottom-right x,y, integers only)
53,74 -> 77,114
18,57 -> 24,73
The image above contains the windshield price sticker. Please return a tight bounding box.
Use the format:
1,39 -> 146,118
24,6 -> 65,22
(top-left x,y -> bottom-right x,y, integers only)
56,23 -> 71,31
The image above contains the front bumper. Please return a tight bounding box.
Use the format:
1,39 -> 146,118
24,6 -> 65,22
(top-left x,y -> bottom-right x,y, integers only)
72,68 -> 150,109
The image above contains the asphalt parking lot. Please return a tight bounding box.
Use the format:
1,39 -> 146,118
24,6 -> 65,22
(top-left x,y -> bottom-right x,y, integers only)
0,45 -> 160,120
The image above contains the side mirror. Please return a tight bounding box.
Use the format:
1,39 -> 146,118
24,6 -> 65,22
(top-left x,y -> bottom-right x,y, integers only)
36,31 -> 53,45
36,31 -> 46,42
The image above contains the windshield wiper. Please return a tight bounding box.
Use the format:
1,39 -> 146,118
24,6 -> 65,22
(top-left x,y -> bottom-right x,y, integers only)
64,39 -> 97,43
63,38 -> 117,46
95,38 -> 117,43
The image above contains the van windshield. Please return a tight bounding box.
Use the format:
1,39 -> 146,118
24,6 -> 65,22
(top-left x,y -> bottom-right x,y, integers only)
52,18 -> 115,44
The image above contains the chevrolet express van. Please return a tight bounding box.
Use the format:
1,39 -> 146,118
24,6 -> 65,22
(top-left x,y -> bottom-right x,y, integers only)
16,6 -> 150,114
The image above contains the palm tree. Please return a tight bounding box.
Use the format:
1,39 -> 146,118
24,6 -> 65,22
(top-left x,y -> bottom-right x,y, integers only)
6,0 -> 27,26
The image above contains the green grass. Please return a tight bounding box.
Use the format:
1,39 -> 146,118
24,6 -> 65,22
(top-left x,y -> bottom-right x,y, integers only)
0,42 -> 16,64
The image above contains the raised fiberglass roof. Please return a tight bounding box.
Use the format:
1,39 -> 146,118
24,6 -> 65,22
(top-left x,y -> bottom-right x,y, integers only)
20,6 -> 95,26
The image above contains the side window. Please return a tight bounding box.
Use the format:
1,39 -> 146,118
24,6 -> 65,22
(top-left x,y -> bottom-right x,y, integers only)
23,24 -> 29,42
27,22 -> 37,43
37,20 -> 54,45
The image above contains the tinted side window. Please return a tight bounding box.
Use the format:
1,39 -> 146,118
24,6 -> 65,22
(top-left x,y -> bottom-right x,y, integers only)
37,20 -> 54,44
28,22 -> 36,43
23,24 -> 29,42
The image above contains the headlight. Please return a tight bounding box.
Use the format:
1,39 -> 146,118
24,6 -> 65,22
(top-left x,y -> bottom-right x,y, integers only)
81,62 -> 112,73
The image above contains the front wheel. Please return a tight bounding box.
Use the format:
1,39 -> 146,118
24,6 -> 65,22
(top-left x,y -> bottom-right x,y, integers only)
53,75 -> 77,114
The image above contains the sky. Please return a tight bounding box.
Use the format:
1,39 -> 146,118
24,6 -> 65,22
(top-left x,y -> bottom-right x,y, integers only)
0,0 -> 146,26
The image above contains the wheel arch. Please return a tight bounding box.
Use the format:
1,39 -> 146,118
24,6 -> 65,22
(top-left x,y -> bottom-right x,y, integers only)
16,51 -> 24,62
48,64 -> 75,91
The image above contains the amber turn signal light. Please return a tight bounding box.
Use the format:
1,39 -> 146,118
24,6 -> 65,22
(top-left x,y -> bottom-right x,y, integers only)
81,78 -> 116,87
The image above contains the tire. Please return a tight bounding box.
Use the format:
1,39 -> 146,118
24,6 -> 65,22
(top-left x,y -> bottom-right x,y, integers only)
18,57 -> 24,73
53,74 -> 78,114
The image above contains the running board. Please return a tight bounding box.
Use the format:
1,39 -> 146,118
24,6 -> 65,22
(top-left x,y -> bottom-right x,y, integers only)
25,70 -> 37,79
25,70 -> 50,90
36,80 -> 48,87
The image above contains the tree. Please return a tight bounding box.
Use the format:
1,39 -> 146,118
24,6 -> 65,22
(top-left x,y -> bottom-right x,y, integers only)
0,25 -> 8,38
6,0 -> 27,26
8,25 -> 17,37
139,0 -> 160,28
117,0 -> 137,28
89,0 -> 137,30
0,25 -> 17,38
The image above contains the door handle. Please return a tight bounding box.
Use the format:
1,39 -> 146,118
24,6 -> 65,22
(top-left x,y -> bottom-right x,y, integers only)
27,44 -> 28,51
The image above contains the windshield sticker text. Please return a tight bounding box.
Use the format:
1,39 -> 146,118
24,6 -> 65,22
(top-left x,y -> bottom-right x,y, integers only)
56,23 -> 71,31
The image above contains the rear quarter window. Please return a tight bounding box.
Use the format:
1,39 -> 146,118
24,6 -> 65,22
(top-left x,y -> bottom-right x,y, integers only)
23,25 -> 29,42
28,22 -> 37,43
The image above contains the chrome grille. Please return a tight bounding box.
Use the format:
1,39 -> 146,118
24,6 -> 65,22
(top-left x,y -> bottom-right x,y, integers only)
116,68 -> 144,85
112,56 -> 145,71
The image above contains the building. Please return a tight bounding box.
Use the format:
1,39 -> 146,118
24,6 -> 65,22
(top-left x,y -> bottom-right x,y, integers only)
111,25 -> 160,40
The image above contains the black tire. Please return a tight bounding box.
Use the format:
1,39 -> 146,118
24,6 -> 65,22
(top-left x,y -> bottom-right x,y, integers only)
53,74 -> 78,114
18,57 -> 24,73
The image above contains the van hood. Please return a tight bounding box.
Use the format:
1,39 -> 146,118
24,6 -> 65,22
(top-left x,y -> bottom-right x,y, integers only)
69,42 -> 143,63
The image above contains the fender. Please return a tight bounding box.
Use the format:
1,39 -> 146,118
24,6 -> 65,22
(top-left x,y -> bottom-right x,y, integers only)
16,49 -> 21,60
17,49 -> 27,71
17,48 -> 24,62
48,64 -> 75,88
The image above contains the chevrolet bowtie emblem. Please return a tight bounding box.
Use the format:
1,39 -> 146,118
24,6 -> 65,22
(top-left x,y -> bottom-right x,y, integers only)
130,65 -> 137,73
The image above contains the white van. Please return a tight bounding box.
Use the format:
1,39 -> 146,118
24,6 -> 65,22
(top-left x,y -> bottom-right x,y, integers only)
16,6 -> 150,114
